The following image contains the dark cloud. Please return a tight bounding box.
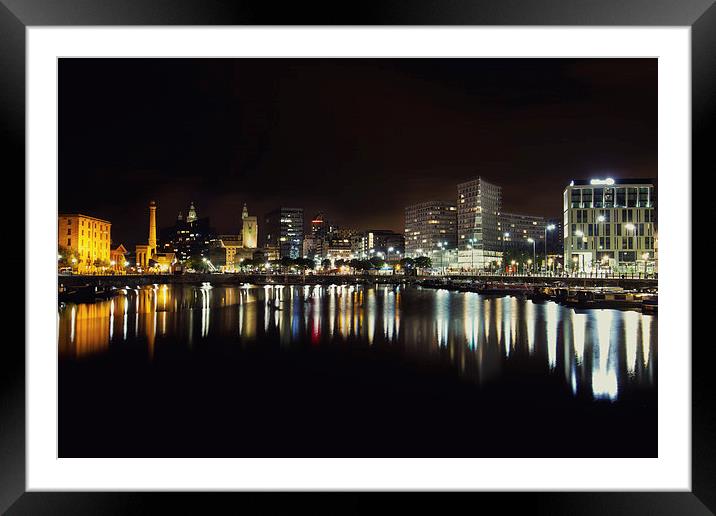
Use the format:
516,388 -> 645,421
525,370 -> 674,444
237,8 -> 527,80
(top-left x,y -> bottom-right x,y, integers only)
59,58 -> 656,247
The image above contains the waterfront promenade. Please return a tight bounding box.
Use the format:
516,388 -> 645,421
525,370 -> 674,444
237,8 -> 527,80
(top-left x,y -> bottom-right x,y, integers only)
58,272 -> 657,289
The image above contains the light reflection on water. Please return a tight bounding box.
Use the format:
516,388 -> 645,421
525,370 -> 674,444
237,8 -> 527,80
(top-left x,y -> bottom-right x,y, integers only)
58,283 -> 657,401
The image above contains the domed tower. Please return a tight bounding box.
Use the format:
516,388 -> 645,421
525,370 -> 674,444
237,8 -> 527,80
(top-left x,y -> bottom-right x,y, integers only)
186,202 -> 197,223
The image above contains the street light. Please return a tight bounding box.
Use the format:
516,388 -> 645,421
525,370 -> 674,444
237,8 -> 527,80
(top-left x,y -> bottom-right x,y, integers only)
544,224 -> 556,273
436,242 -> 446,275
502,232 -> 510,274
527,238 -> 536,274
573,230 -> 585,274
641,251 -> 650,276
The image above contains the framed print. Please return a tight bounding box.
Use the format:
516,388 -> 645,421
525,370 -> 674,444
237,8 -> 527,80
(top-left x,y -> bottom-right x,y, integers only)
2,0 -> 712,513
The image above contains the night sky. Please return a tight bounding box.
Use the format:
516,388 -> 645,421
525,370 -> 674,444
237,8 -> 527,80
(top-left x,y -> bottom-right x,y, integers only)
59,58 -> 656,248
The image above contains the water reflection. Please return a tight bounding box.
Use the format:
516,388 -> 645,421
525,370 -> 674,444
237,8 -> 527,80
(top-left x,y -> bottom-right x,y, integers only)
58,284 -> 657,401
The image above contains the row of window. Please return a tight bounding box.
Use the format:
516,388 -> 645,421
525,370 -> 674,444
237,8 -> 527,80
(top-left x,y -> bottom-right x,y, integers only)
570,208 -> 654,224
566,186 -> 653,209
571,236 -> 655,251
570,222 -> 653,237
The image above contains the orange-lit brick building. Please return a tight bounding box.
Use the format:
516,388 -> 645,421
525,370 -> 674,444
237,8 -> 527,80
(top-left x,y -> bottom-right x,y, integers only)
58,214 -> 112,273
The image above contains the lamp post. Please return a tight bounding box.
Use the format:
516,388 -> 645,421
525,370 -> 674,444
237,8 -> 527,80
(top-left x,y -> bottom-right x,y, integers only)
592,215 -> 605,274
436,241 -> 448,275
502,232 -> 510,275
624,223 -> 636,275
527,238 -> 536,275
467,238 -> 476,273
544,224 -> 555,274
641,252 -> 649,277
574,230 -> 584,275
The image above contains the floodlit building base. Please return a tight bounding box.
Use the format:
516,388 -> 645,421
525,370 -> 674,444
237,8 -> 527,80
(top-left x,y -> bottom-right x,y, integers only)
456,249 -> 503,272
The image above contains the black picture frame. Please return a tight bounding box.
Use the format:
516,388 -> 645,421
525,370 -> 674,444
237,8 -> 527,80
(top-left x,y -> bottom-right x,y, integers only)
1,1 -> 710,513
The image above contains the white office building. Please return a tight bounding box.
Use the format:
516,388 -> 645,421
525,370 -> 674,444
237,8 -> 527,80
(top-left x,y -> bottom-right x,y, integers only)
457,177 -> 502,270
563,178 -> 657,274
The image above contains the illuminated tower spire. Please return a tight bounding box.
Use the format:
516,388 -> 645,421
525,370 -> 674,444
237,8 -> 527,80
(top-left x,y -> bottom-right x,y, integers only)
242,203 -> 249,220
187,202 -> 197,223
148,200 -> 157,256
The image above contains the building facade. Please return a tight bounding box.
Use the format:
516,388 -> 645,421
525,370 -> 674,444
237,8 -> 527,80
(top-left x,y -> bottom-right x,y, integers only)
241,203 -> 258,249
58,213 -> 112,273
499,212 -> 546,247
263,207 -> 304,259
160,202 -> 215,263
563,178 -> 657,273
498,212 -> 547,268
110,244 -> 128,272
456,177 -> 502,270
404,200 -> 457,257
352,230 -> 404,260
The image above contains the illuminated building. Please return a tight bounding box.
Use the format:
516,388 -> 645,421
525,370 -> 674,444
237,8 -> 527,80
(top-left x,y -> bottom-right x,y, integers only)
58,213 -> 112,273
352,230 -> 404,259
457,177 -> 502,270
160,202 -> 216,263
303,235 -> 321,259
404,200 -> 457,257
110,244 -> 128,272
263,207 -> 304,259
241,203 -> 258,249
498,212 -> 545,266
310,212 -> 329,239
136,201 -> 176,272
563,178 -> 656,273
210,204 -> 261,270
304,212 -> 341,259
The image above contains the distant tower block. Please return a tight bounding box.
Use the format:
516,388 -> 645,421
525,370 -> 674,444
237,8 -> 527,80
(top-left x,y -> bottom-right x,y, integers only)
148,200 -> 157,256
241,203 -> 258,249
187,202 -> 197,223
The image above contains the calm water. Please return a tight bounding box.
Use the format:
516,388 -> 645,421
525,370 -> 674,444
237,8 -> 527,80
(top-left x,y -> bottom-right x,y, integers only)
58,283 -> 657,457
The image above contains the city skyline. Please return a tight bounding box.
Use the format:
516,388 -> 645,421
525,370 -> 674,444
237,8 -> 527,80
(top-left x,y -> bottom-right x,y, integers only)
59,58 -> 656,247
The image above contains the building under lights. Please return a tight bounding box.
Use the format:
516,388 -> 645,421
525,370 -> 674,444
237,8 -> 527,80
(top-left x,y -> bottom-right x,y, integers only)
456,177 -> 502,270
498,212 -> 546,252
263,207 -> 304,259
563,178 -> 657,273
58,213 -> 112,273
159,201 -> 215,264
404,200 -> 457,257
351,230 -> 405,260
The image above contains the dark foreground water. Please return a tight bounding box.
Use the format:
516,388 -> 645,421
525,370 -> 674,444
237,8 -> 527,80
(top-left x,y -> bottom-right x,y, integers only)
58,283 -> 657,457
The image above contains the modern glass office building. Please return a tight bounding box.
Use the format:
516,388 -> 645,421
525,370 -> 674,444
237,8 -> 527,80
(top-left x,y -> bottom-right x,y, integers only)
563,178 -> 657,273
263,207 -> 304,259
